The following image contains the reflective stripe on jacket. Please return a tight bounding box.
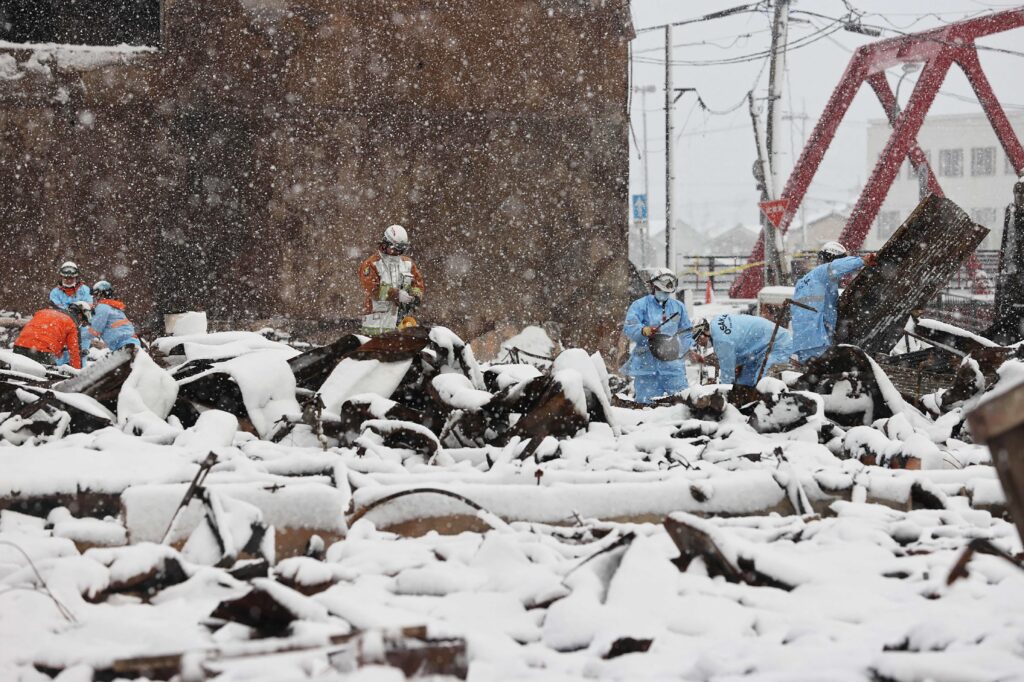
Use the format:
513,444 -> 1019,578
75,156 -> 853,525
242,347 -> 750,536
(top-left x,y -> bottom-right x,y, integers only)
358,252 -> 424,331
90,299 -> 139,350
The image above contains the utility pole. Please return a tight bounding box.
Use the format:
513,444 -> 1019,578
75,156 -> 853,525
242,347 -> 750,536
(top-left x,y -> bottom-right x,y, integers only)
634,85 -> 656,266
664,24 -> 674,271
782,108 -> 810,249
749,92 -> 781,286
892,62 -> 930,201
764,0 -> 791,284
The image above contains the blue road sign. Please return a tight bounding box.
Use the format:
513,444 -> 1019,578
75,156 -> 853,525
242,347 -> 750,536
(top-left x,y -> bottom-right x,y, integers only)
631,194 -> 648,221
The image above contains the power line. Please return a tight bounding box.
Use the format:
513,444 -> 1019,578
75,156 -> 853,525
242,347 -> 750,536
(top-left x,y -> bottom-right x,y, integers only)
634,2 -> 766,35
857,8 -> 995,31
807,18 -> 1024,110
791,6 -> 1024,60
632,28 -> 772,55
632,19 -> 843,67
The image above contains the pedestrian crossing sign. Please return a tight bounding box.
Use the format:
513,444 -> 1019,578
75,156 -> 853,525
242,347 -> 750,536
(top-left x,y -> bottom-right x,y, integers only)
631,194 -> 648,221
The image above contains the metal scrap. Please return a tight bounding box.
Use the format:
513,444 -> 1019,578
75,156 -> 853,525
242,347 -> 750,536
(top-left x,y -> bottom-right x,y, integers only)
0,382 -> 112,442
91,553 -> 189,603
664,514 -> 794,590
502,375 -> 590,460
51,346 -> 138,404
345,626 -> 468,679
288,333 -> 364,391
967,380 -> 1024,545
209,581 -> 308,637
173,362 -> 250,429
836,195 -> 989,353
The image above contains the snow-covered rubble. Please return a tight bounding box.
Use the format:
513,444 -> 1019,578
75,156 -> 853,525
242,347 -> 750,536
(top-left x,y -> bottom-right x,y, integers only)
1,506 -> 1021,680
1,323 -> 1023,679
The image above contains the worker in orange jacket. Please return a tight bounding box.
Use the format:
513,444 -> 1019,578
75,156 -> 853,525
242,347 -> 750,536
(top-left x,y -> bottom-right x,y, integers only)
358,224 -> 425,335
13,303 -> 91,369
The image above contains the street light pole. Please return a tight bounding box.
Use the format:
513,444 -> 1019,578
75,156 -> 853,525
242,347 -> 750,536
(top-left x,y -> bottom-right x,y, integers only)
765,0 -> 791,284
664,24 -> 674,271
893,62 -> 928,200
634,85 -> 656,266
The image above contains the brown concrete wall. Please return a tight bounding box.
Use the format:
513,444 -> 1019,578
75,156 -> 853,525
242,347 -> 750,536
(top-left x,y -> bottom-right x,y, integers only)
0,0 -> 632,351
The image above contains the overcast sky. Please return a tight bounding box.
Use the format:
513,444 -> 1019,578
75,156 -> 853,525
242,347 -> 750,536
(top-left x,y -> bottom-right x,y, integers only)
628,0 -> 1024,235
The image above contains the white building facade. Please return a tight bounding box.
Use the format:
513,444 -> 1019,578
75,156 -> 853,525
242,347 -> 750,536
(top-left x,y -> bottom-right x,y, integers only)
865,112 -> 1024,250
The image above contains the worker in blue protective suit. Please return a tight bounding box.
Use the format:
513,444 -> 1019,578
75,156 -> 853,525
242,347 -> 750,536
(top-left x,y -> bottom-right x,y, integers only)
622,268 -> 694,404
49,261 -> 93,310
790,241 -> 876,363
88,280 -> 141,351
55,302 -> 93,369
693,313 -> 793,386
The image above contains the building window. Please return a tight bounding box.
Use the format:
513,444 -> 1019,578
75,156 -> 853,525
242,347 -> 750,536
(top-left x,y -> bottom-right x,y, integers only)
939,149 -> 963,177
878,210 -> 901,239
913,150 -> 933,181
0,0 -> 160,47
971,147 -> 996,176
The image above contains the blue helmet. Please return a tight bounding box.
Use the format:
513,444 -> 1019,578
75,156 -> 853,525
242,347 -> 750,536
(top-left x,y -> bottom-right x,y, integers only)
93,280 -> 114,299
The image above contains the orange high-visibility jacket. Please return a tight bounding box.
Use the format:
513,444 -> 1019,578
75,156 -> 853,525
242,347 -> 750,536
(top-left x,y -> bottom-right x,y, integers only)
358,253 -> 425,314
14,308 -> 82,369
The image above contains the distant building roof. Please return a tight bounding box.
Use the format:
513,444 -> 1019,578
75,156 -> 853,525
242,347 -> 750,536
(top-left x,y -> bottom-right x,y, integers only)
707,224 -> 758,255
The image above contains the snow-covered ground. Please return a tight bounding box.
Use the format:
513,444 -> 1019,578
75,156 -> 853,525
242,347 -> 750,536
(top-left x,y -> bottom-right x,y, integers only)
1,325 -> 1022,680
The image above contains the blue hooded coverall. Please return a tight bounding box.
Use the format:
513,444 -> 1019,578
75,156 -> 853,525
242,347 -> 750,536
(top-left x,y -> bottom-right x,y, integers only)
622,295 -> 693,403
89,300 -> 141,351
709,313 -> 793,386
790,256 -> 865,363
49,283 -> 92,309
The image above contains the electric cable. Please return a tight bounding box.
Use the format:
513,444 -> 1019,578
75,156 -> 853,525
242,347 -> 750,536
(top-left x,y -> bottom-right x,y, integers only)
806,17 -> 1024,110
632,27 -> 772,55
632,18 -> 845,67
634,2 -> 767,35
791,6 -> 1024,60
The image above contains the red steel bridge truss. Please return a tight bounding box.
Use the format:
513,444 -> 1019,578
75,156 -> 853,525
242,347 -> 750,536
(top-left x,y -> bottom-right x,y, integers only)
731,8 -> 1024,298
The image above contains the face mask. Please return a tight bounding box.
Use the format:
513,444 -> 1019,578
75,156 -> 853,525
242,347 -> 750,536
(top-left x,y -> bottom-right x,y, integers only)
653,290 -> 670,302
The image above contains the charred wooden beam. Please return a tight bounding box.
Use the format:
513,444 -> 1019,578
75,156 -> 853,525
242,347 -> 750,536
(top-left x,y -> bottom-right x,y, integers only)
288,333 -> 364,391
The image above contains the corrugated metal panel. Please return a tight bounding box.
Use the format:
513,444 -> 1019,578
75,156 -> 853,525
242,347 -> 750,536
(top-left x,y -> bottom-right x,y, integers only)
835,195 -> 989,353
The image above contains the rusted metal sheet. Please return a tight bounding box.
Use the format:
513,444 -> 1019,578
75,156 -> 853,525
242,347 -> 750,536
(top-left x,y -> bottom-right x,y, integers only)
836,195 -> 989,353
288,334 -> 363,391
52,346 -> 137,403
346,327 -> 431,362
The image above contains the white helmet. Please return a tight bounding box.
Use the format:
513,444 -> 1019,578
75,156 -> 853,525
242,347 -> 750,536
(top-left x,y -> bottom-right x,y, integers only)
819,241 -> 847,262
648,267 -> 679,293
59,261 -> 80,278
382,224 -> 410,251
68,301 -> 92,325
